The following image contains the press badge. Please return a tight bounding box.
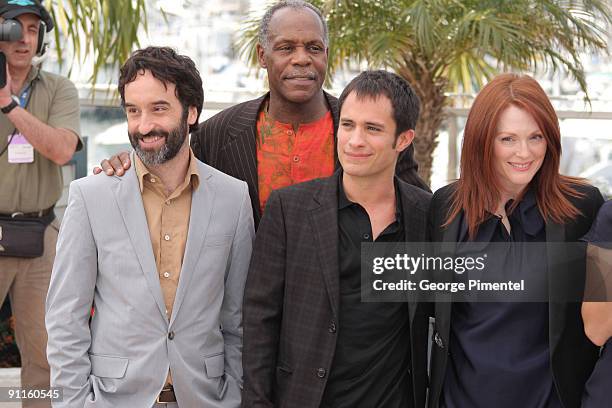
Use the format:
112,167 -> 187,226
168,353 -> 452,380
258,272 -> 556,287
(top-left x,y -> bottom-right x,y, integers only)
7,134 -> 34,163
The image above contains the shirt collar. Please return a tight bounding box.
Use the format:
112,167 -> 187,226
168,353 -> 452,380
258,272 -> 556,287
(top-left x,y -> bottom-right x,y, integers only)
28,65 -> 39,80
134,148 -> 200,194
337,171 -> 403,223
338,171 -> 352,210
506,186 -> 544,237
23,65 -> 40,89
458,185 -> 544,242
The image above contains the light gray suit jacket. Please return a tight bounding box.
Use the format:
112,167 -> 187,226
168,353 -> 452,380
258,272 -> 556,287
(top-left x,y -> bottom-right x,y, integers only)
46,158 -> 254,408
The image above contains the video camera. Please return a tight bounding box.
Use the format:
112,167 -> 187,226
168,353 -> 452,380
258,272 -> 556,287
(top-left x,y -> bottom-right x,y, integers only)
0,19 -> 22,87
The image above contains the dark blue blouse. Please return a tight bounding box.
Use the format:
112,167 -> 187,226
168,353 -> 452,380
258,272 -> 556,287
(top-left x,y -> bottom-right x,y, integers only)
442,189 -> 563,408
581,200 -> 612,408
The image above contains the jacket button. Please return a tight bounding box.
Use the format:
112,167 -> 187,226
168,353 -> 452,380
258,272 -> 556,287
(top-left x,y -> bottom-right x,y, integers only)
316,368 -> 326,378
433,332 -> 444,348
328,321 -> 336,333
168,331 -> 175,340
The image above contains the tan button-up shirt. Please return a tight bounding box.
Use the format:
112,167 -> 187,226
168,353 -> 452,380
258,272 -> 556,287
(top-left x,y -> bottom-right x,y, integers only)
134,150 -> 200,319
135,149 -> 199,386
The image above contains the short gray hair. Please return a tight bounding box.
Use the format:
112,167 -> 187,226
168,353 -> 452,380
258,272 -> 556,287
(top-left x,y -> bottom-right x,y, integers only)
258,1 -> 328,49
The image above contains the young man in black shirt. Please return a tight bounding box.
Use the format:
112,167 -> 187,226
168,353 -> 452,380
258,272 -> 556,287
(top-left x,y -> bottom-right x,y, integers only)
243,70 -> 431,408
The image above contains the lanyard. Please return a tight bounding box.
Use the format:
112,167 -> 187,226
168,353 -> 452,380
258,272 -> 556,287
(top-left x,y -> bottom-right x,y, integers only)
0,78 -> 37,157
18,82 -> 33,108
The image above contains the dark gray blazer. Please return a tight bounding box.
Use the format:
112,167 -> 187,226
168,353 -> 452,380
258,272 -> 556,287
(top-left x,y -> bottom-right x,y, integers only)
190,91 -> 429,228
242,173 -> 432,408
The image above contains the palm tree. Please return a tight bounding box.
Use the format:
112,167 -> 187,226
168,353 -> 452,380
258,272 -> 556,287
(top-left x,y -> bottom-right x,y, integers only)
45,0 -> 148,84
239,0 -> 612,184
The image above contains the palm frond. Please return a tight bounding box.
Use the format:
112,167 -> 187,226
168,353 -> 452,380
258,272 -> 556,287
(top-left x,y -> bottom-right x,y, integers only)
47,0 -> 149,85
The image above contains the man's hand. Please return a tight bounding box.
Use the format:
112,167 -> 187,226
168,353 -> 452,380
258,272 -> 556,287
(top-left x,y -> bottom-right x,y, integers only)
93,151 -> 131,176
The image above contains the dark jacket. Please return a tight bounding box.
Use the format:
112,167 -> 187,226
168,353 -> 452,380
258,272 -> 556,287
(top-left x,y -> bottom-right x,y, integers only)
427,182 -> 604,408
190,91 -> 429,228
242,174 -> 432,408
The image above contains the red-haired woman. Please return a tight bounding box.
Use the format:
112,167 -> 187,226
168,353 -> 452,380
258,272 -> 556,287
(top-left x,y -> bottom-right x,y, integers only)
581,200 -> 612,407
427,73 -> 604,408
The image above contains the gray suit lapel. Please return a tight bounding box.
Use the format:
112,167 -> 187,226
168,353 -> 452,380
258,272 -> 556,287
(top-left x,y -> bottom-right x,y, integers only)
111,165 -> 167,321
169,163 -> 215,326
308,177 -> 340,318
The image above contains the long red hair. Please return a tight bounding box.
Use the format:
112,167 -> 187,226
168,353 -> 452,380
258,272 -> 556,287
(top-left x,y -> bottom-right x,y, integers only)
445,73 -> 585,239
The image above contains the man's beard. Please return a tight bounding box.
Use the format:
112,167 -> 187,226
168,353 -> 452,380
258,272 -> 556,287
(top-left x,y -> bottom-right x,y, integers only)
128,110 -> 189,166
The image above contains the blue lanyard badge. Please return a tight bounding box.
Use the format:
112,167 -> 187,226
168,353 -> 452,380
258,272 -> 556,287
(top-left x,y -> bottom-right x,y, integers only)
18,83 -> 32,108
6,83 -> 35,164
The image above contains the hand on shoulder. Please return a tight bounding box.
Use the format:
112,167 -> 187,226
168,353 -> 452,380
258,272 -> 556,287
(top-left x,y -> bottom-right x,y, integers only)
93,151 -> 131,176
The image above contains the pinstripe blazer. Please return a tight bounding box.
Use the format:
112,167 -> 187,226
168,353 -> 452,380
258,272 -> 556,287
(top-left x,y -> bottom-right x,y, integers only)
190,91 -> 429,228
242,172 -> 432,408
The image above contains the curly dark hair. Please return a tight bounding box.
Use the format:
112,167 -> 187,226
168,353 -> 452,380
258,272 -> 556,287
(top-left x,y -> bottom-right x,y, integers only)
118,46 -> 204,134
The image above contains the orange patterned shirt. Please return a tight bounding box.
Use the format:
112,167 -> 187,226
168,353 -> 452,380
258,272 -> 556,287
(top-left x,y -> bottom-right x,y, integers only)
256,106 -> 335,213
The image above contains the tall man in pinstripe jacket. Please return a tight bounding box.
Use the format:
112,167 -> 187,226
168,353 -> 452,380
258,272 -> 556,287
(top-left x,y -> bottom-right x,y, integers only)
98,1 -> 428,228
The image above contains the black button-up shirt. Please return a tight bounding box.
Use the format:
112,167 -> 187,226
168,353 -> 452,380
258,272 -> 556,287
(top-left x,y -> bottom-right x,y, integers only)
321,174 -> 413,408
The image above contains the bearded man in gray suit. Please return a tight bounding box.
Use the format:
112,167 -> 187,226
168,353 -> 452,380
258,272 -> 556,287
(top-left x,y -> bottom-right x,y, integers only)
45,47 -> 254,408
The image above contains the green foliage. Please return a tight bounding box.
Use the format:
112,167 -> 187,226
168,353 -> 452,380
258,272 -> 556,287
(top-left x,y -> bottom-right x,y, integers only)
44,0 -> 148,85
0,301 -> 19,368
239,0 -> 611,96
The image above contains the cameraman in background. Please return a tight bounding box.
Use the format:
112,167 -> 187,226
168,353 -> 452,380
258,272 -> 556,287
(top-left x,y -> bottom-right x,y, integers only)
0,0 -> 81,406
